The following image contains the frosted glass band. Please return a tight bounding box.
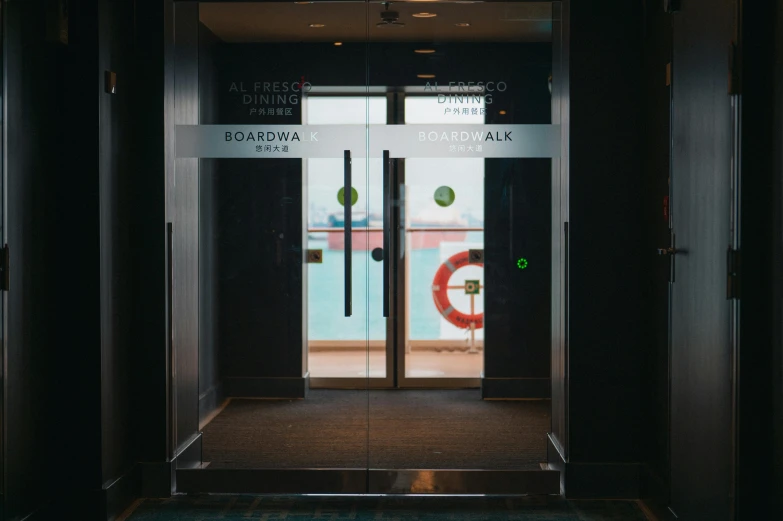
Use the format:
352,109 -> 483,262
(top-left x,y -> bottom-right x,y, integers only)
176,124 -> 560,159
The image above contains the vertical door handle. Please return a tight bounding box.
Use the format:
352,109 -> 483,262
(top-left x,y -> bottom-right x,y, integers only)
383,150 -> 391,318
344,150 -> 352,317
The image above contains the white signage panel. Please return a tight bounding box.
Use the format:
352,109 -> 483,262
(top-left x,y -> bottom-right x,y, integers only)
176,124 -> 560,159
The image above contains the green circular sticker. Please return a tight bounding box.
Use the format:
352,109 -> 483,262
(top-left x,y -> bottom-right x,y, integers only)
337,187 -> 359,206
434,186 -> 456,207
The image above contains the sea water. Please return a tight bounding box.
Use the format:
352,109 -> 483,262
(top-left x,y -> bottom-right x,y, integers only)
307,233 -> 484,341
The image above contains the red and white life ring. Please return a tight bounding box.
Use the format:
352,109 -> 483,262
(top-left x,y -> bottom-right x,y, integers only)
431,250 -> 484,330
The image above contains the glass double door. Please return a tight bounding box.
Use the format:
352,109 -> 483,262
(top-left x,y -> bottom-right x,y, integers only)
175,0 -> 562,492
305,93 -> 487,389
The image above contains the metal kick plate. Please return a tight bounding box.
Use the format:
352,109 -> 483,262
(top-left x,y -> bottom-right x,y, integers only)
176,468 -> 561,495
368,469 -> 560,495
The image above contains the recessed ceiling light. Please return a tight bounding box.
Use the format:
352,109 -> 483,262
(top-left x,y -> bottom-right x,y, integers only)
499,110 -> 507,115
334,42 -> 343,46
414,49 -> 436,54
417,74 -> 436,79
308,23 -> 325,28
455,22 -> 471,27
412,12 -> 438,18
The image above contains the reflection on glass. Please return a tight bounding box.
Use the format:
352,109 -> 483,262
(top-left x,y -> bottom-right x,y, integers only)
404,157 -> 484,379
405,95 -> 485,124
305,96 -> 387,378
404,95 -> 485,379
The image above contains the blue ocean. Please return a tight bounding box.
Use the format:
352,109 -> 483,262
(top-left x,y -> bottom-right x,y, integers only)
307,233 -> 484,340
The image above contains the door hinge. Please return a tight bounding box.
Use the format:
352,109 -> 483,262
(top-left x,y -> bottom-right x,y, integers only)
665,62 -> 672,87
727,246 -> 740,300
0,244 -> 8,291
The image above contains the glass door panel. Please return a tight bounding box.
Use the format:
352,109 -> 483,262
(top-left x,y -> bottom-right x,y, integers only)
174,0 -> 374,478
305,96 -> 388,382
367,0 -> 562,484
174,0 -> 563,492
403,97 -> 486,380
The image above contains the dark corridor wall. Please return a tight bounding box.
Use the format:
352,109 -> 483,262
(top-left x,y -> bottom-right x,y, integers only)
547,0 -> 648,499
4,0 -> 138,519
639,0 -> 672,507
4,2 -> 64,518
638,1 -> 783,519
741,0 -> 783,519
775,3 -> 783,515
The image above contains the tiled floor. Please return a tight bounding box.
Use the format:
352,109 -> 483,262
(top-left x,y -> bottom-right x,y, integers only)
309,350 -> 483,378
122,495 -> 652,521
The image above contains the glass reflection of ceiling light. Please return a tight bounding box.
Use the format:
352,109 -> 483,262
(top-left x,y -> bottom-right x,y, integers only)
455,22 -> 471,27
412,12 -> 438,18
308,23 -> 325,28
334,42 -> 343,46
417,74 -> 436,78
499,110 -> 507,115
414,49 -> 436,54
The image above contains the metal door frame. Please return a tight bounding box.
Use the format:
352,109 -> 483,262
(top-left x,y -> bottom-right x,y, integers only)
307,90 -> 482,390
305,90 -> 396,390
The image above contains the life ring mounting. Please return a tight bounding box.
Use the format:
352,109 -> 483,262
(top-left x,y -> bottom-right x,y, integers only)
431,250 -> 484,330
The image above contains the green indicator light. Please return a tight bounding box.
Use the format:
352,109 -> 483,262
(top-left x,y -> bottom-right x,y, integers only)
517,258 -> 529,270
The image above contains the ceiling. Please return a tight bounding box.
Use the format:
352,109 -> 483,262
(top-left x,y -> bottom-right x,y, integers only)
199,2 -> 553,43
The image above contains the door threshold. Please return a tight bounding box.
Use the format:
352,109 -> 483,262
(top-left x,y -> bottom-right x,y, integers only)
176,467 -> 560,495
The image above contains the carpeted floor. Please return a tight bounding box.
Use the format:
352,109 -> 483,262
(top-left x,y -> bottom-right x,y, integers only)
202,390 -> 550,470
123,495 -> 652,521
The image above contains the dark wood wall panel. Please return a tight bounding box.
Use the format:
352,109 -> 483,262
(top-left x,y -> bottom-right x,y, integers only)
4,1 -> 65,517
669,0 -> 734,519
4,0 -> 139,517
774,1 -> 783,512
131,0 -> 171,467
484,160 -> 552,383
566,0 -> 645,464
98,0 -> 137,486
738,1 -> 782,519
217,160 -> 305,380
482,52 -> 552,393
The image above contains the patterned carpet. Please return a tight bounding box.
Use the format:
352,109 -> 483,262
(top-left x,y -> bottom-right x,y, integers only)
124,495 -> 651,520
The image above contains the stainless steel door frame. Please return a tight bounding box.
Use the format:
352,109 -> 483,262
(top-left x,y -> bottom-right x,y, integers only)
176,467 -> 561,495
